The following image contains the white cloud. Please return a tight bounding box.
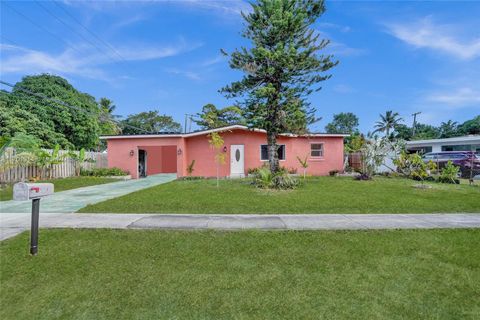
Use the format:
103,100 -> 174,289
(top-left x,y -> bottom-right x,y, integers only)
179,0 -> 250,15
0,39 -> 202,81
386,16 -> 480,60
326,41 -> 366,57
426,87 -> 480,107
317,22 -> 351,33
166,68 -> 201,81
64,0 -> 250,15
201,55 -> 226,67
317,29 -> 366,57
110,14 -> 146,30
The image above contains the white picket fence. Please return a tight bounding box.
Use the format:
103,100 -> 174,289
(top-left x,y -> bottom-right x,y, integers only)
0,149 -> 108,184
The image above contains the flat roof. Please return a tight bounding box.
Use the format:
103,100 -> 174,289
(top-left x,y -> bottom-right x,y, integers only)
100,125 -> 349,140
406,135 -> 480,146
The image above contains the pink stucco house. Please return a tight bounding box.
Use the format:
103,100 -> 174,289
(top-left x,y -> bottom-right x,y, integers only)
102,125 -> 347,179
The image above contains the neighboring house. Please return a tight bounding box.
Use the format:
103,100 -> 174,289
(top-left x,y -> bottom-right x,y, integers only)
406,135 -> 480,154
101,125 -> 347,179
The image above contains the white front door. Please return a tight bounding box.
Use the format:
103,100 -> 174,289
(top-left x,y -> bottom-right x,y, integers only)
230,145 -> 245,178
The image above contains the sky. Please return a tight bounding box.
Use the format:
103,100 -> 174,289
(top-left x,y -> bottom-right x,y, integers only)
1,0 -> 479,133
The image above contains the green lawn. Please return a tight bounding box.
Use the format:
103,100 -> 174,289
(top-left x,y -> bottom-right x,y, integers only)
1,229 -> 479,319
0,177 -> 119,201
79,177 -> 480,214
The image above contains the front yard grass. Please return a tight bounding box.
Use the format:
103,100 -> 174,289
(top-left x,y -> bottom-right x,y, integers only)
1,229 -> 479,319
79,176 -> 480,213
0,177 -> 119,201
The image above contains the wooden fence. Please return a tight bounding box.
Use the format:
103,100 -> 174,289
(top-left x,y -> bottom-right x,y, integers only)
0,149 -> 108,184
347,152 -> 363,171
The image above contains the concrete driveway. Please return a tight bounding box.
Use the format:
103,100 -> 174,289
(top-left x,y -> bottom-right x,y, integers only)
0,174 -> 176,213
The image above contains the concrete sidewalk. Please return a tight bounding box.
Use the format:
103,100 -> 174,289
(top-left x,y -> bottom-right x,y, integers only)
1,213 -> 479,241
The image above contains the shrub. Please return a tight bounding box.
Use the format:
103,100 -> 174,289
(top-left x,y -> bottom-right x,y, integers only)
438,161 -> 460,184
251,167 -> 299,190
394,152 -> 437,183
329,170 -> 339,176
296,155 -> 308,178
179,176 -> 204,181
252,167 -> 273,189
271,171 -> 299,189
354,173 -> 372,181
81,167 -> 128,177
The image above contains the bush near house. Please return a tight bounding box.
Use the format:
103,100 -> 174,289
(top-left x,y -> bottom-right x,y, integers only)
80,167 -> 129,177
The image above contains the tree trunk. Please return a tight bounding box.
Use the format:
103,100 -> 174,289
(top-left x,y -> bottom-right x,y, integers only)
267,130 -> 279,174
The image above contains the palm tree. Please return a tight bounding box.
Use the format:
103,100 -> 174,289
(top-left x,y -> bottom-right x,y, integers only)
99,98 -> 116,114
373,110 -> 403,137
98,98 -> 121,134
438,120 -> 458,138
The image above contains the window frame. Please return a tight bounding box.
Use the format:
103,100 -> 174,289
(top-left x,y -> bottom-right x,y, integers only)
260,144 -> 286,161
310,142 -> 324,158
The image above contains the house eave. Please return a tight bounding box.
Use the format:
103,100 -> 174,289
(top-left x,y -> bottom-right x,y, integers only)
100,125 -> 349,140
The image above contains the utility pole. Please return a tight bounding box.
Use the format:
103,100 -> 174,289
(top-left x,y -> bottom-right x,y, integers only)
184,113 -> 197,133
411,111 -> 421,137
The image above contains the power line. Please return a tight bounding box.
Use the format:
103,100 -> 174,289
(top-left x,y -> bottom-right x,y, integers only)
1,1 -> 85,57
52,0 -> 129,63
0,80 -> 150,134
34,0 -> 117,60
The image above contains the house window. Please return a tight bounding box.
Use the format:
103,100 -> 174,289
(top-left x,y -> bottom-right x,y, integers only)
311,143 -> 324,157
260,144 -> 285,160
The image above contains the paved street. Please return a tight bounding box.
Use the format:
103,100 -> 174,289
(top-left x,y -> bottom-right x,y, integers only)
1,213 -> 479,241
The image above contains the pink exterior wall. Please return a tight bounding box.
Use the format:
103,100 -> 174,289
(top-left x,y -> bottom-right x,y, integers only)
184,130 -> 344,177
137,146 -> 177,175
107,137 -> 182,179
106,129 -> 345,179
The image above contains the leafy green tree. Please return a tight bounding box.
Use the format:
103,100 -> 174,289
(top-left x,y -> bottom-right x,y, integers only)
194,104 -> 244,129
121,111 -> 182,134
413,124 -> 440,140
393,124 -> 413,141
8,75 -> 101,149
0,91 -> 72,149
325,112 -> 359,134
438,120 -> 459,138
373,110 -> 403,138
344,132 -> 366,153
221,0 -> 338,173
457,115 -> 480,135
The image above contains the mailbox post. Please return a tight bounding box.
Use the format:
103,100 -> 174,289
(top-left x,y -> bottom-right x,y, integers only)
13,182 -> 54,255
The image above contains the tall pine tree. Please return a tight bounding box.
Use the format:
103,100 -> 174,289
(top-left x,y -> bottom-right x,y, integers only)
221,0 -> 338,173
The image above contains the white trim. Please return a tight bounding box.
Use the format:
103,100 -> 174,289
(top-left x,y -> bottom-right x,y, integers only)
100,125 -> 350,140
406,135 -> 480,145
